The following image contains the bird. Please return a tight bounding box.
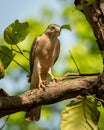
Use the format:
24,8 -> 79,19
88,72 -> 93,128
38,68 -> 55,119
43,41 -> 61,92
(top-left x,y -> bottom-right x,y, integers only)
25,24 -> 61,121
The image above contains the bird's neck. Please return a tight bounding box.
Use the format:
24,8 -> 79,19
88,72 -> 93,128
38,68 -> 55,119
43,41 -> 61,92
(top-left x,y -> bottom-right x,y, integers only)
45,32 -> 57,41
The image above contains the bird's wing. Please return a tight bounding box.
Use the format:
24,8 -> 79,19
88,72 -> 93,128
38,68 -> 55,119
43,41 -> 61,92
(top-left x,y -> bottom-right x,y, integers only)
30,37 -> 39,74
26,36 -> 41,121
53,39 -> 60,65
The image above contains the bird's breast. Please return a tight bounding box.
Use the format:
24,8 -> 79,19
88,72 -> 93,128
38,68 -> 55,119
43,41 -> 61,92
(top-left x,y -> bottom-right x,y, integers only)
35,35 -> 58,78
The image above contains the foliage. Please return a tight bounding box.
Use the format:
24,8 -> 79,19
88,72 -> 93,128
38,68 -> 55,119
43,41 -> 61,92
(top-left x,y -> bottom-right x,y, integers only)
4,20 -> 29,45
0,20 -> 30,77
61,96 -> 99,130
62,4 -> 102,74
98,105 -> 104,130
0,46 -> 15,69
0,1 -> 104,130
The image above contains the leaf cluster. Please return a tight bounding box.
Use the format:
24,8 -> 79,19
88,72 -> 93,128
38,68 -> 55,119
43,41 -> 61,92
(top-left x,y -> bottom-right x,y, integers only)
61,96 -> 100,130
0,20 -> 29,79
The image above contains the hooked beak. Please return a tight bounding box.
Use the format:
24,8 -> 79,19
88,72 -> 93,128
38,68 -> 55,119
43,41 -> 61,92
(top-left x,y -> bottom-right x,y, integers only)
56,26 -> 61,32
56,26 -> 61,36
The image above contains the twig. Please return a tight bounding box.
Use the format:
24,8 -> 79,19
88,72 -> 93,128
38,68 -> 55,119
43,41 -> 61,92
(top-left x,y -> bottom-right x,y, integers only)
95,97 -> 104,104
12,58 -> 29,72
0,50 -> 29,73
12,48 -> 29,60
12,48 -> 21,53
69,50 -> 81,74
0,116 -> 10,130
15,44 -> 29,60
62,72 -> 100,80
8,34 -> 29,60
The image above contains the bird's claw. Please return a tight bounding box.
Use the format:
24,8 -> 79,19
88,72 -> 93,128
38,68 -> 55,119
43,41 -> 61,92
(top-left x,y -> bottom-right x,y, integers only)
50,76 -> 61,83
39,80 -> 47,90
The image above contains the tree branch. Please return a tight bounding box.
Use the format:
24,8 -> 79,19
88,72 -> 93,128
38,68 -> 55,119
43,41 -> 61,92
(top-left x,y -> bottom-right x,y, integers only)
0,76 -> 99,118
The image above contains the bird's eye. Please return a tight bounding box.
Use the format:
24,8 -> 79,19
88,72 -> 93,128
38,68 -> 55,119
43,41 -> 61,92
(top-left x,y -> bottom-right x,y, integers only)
50,26 -> 55,30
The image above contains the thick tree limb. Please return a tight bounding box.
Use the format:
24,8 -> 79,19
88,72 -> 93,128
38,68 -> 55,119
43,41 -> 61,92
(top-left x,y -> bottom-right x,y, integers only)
74,0 -> 104,103
75,0 -> 104,69
0,76 -> 99,118
82,0 -> 104,52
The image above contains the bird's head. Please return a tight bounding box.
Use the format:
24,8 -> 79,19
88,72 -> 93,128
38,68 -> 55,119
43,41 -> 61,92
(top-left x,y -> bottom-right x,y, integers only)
45,24 -> 60,39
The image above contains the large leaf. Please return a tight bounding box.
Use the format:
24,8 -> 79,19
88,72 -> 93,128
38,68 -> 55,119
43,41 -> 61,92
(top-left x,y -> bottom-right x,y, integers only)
0,46 -> 15,69
4,20 -> 29,45
61,96 -> 99,130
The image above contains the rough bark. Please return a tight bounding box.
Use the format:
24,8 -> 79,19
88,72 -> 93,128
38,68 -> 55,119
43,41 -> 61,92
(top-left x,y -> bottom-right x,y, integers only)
0,76 -> 99,117
75,0 -> 104,69
74,0 -> 104,102
0,0 -> 104,118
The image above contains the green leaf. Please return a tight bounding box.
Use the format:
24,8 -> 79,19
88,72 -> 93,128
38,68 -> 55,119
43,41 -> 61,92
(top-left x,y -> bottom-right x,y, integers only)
0,63 -> 5,79
4,20 -> 29,45
0,46 -> 15,69
61,96 -> 99,130
61,24 -> 71,31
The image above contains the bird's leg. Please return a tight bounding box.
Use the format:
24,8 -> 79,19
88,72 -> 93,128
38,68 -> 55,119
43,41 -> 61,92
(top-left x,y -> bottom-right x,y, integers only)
38,62 -> 46,89
48,68 -> 59,82
39,74 -> 46,89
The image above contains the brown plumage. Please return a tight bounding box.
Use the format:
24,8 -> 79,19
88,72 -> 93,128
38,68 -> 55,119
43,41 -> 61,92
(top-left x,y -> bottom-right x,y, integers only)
25,24 -> 61,121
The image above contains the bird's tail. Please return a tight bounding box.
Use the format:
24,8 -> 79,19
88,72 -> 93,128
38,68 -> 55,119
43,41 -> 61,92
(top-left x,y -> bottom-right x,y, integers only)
25,59 -> 41,121
25,106 -> 41,121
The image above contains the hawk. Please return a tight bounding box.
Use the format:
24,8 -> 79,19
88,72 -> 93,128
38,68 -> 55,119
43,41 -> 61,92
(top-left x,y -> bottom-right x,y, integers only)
25,24 -> 61,121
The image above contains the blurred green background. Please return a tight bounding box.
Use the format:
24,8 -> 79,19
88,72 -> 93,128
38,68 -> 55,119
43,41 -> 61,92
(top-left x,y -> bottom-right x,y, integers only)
0,0 -> 103,130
